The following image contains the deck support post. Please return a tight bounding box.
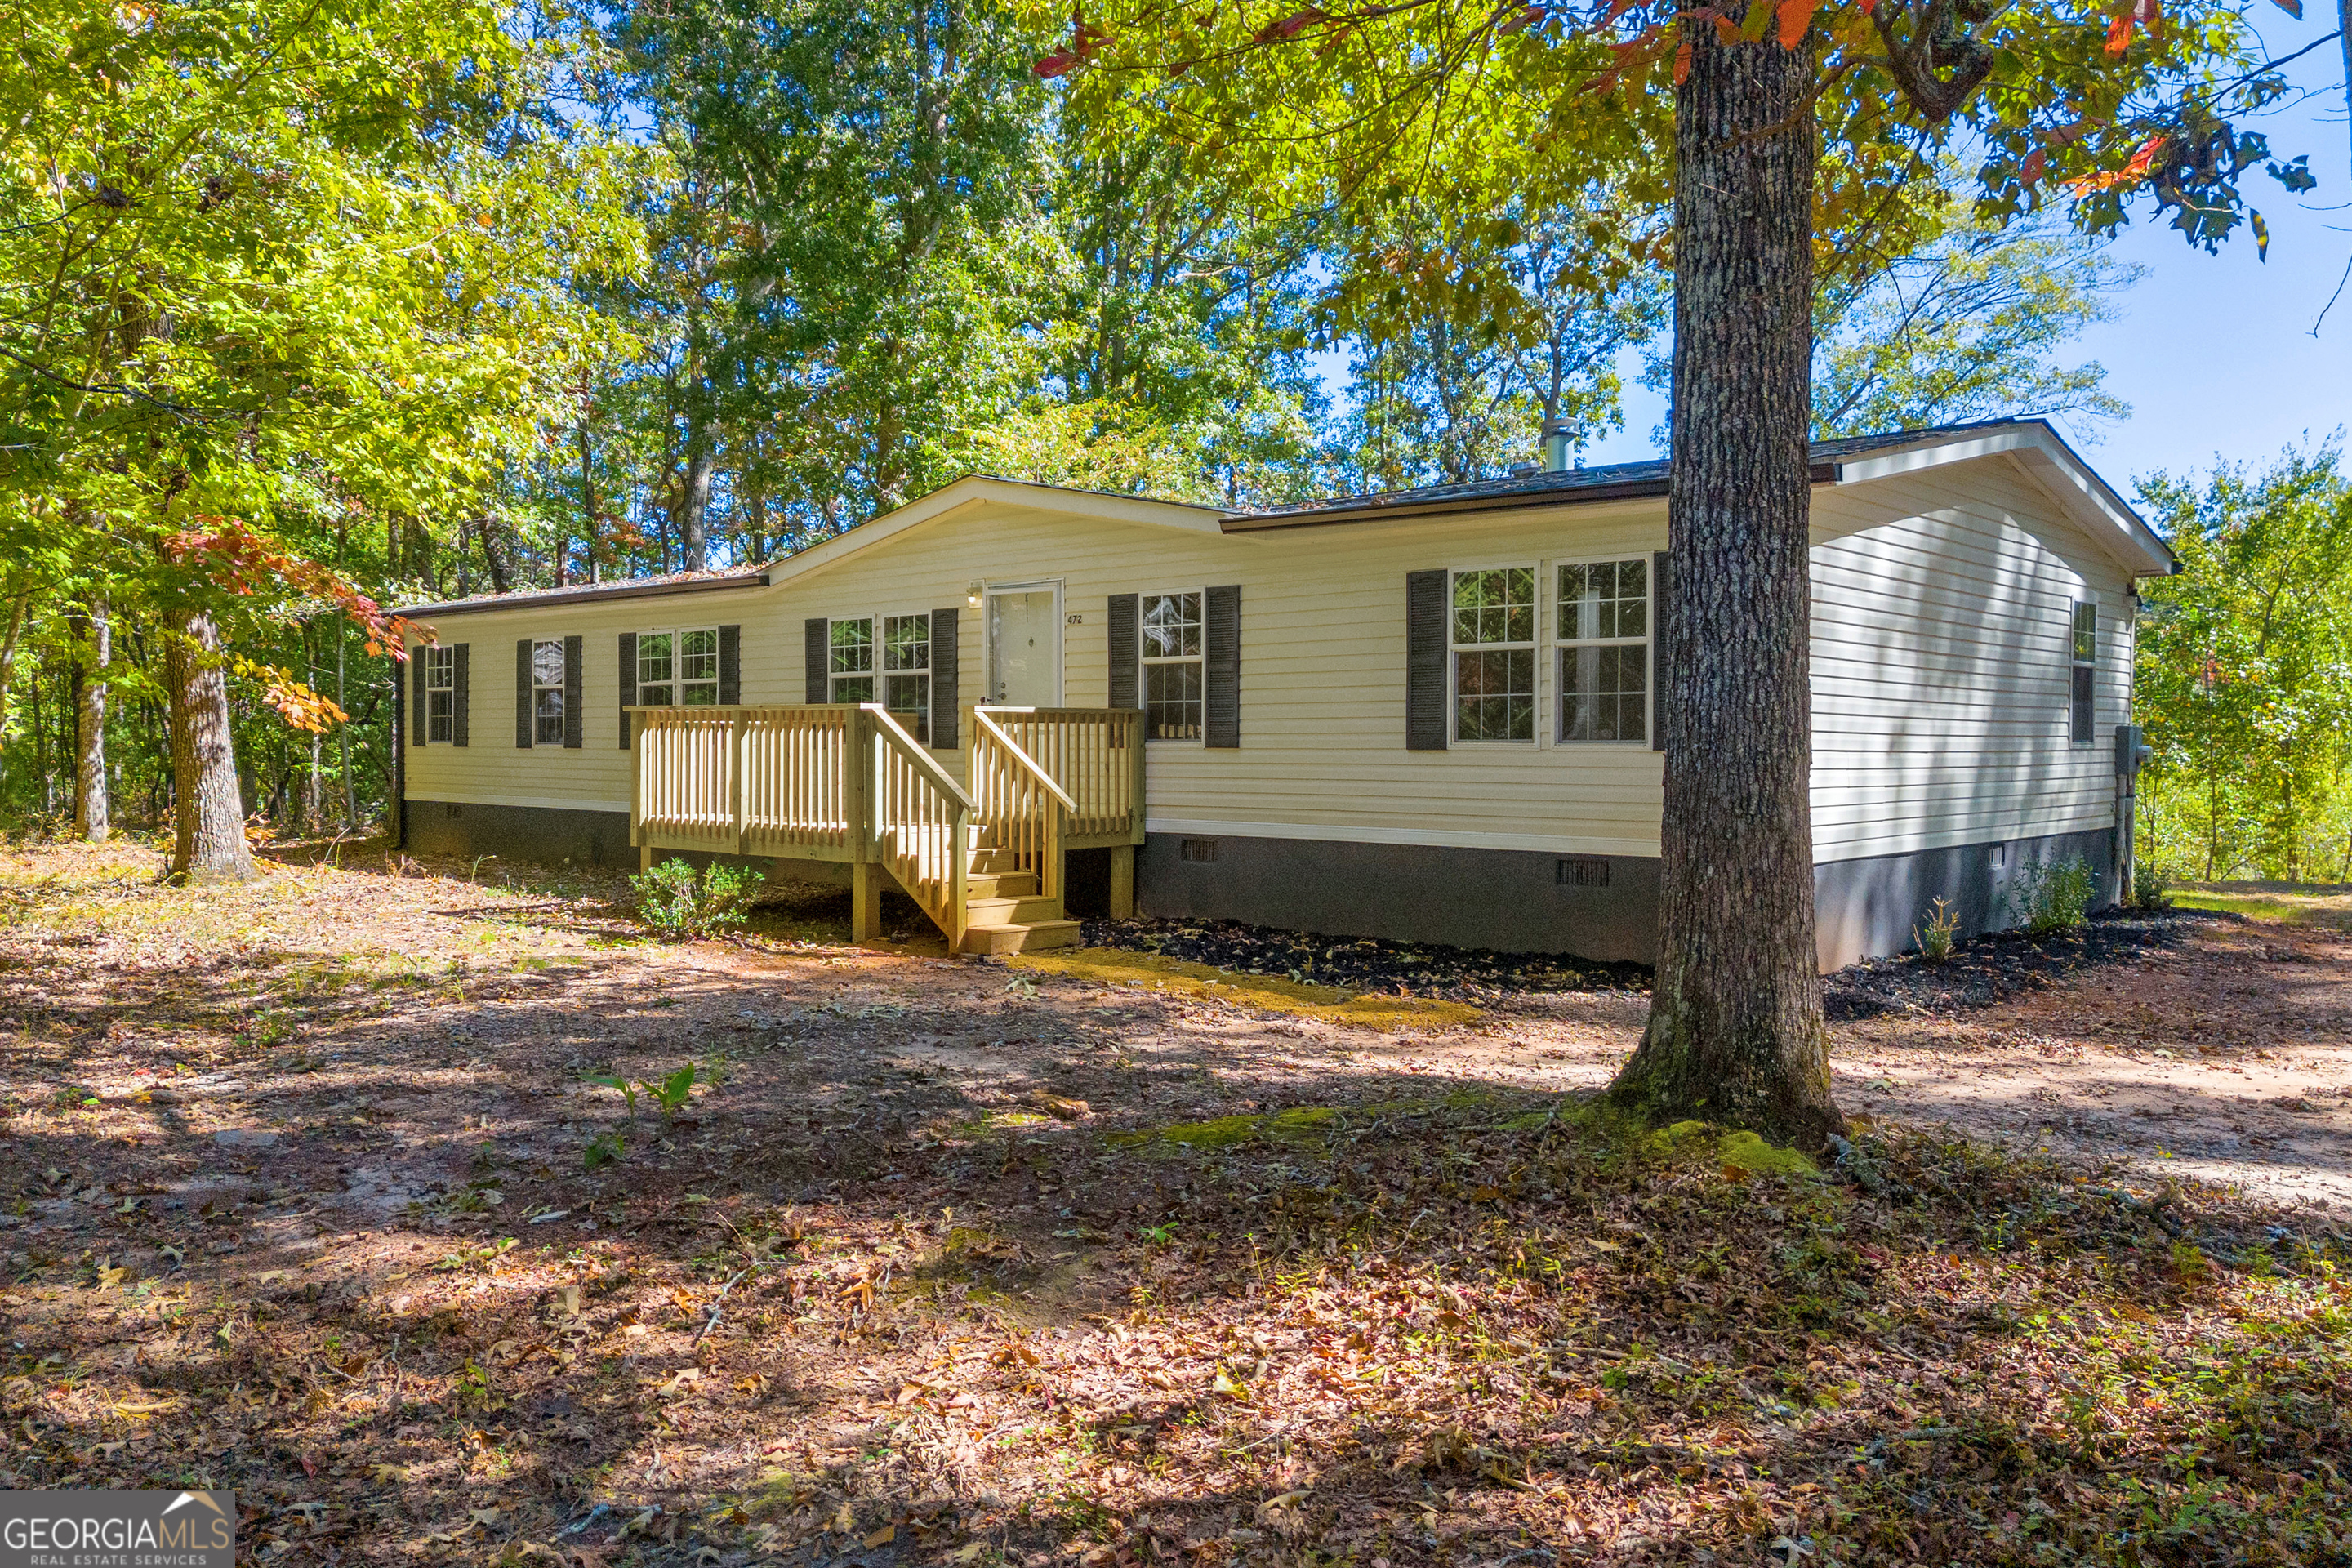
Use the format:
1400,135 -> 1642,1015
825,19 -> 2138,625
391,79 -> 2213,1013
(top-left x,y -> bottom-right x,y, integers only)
639,844 -> 653,873
851,858 -> 882,943
1107,844 -> 1135,920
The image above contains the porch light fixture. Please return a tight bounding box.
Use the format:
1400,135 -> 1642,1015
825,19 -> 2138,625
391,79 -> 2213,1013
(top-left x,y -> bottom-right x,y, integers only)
966,581 -> 985,608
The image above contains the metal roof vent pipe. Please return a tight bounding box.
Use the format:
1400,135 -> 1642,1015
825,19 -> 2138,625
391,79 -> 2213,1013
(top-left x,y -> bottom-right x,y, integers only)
1541,416 -> 1579,473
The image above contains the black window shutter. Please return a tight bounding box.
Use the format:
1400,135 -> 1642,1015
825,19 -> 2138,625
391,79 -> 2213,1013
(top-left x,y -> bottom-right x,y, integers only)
1205,584 -> 1241,749
411,641 -> 428,746
1405,570 -> 1448,751
1107,594 -> 1139,710
452,643 -> 470,748
929,607 -> 960,748
1650,549 -> 1669,754
514,639 -> 532,748
719,624 -> 741,705
804,618 -> 828,703
563,635 -> 583,748
617,632 -> 637,750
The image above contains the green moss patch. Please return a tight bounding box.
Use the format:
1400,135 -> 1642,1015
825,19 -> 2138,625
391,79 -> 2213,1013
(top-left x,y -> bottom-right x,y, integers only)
1009,947 -> 1482,1030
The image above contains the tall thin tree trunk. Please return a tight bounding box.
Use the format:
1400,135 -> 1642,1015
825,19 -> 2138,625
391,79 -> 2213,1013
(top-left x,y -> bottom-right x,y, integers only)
1608,24 -> 1842,1148
336,620 -> 358,831
165,604 -> 256,884
679,426 -> 715,572
74,595 -> 110,841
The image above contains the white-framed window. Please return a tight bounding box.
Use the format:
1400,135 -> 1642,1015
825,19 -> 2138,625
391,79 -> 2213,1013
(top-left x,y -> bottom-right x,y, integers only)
425,645 -> 455,743
531,639 -> 565,744
1141,590 -> 1204,741
881,613 -> 930,742
1557,558 -> 1650,745
1451,566 -> 1536,742
639,627 -> 719,707
2069,599 -> 2096,746
829,617 -> 875,706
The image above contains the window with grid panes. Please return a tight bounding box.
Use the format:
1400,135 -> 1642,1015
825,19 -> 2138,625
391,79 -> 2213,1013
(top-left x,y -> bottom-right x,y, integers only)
637,628 -> 719,706
1140,591 -> 1203,740
829,617 -> 875,702
1557,559 -> 1649,744
882,614 -> 929,741
425,646 -> 456,742
531,639 -> 564,744
1450,568 -> 1535,742
2069,600 -> 2096,744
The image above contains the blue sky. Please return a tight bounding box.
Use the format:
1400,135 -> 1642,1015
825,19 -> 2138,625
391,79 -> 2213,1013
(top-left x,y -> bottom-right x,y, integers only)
1576,38 -> 2352,502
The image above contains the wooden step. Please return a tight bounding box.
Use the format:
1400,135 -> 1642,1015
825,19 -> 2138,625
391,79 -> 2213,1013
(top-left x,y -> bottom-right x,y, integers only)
957,919 -> 1081,956
965,847 -> 1024,874
965,894 -> 1064,928
963,870 -> 1038,899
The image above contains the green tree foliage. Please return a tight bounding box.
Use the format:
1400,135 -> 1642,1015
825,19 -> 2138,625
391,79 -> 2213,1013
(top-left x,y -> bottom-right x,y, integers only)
0,0 -> 643,844
1813,188 -> 2139,439
2136,444 -> 2352,883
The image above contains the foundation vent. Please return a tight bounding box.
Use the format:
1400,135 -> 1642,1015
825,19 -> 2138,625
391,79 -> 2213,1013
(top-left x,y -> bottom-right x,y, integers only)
1556,856 -> 1610,888
1179,838 -> 1219,864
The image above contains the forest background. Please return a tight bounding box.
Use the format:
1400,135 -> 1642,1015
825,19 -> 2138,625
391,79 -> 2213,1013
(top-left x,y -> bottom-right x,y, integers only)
0,0 -> 2345,885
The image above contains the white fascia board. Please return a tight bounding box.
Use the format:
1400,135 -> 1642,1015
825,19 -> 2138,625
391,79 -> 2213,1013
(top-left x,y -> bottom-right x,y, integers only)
763,476 -> 1226,592
1829,424 -> 2175,578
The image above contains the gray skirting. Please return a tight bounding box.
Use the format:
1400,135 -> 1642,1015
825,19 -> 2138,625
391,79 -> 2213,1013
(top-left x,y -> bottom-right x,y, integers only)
1138,826 -> 2119,970
400,794 -> 2118,970
404,800 -> 638,870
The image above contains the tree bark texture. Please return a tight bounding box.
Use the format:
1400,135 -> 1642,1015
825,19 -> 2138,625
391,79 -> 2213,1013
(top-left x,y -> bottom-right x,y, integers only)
75,596 -> 110,841
679,425 -> 715,572
166,605 -> 257,884
1607,26 -> 1843,1148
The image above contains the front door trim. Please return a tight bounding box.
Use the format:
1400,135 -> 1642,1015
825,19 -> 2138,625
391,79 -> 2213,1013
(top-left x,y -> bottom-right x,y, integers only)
982,578 -> 1065,706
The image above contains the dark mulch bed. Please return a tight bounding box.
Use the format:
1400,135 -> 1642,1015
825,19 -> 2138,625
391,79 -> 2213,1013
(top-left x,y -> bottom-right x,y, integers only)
1075,915 -> 1652,1000
1080,905 -> 2225,1014
1822,904 -> 2223,1019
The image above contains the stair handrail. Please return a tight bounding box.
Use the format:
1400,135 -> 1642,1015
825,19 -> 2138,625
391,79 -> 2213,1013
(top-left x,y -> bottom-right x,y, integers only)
862,703 -> 975,811
970,710 -> 1078,812
969,707 -> 1073,904
859,704 -> 973,949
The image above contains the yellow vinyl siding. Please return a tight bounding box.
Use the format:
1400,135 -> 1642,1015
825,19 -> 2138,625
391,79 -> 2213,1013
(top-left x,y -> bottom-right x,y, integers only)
1806,461 -> 2133,862
407,452 -> 2142,866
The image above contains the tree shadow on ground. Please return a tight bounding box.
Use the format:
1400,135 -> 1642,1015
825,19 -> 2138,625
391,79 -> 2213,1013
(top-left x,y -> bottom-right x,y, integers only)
0,847 -> 2346,1567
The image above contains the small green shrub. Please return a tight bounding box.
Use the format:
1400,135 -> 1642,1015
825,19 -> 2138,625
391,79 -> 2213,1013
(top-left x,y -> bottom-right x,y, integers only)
2132,862 -> 2170,910
630,858 -> 764,939
2013,855 -> 2095,935
1913,895 -> 1961,963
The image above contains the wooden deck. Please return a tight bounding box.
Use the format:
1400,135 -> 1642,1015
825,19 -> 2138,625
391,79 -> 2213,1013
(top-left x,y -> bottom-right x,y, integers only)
629,704 -> 1144,952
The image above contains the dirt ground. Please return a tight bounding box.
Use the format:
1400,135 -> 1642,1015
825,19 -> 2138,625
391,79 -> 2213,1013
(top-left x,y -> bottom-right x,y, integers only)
1,839 -> 2346,1568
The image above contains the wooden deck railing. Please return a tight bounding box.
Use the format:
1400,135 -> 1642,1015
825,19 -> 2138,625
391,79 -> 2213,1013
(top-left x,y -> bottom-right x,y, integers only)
866,706 -> 973,949
970,709 -> 1078,901
973,706 -> 1144,846
630,703 -> 1143,942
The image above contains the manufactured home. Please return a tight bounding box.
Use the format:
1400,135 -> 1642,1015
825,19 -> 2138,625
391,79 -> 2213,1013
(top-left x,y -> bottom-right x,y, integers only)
394,417 -> 2172,968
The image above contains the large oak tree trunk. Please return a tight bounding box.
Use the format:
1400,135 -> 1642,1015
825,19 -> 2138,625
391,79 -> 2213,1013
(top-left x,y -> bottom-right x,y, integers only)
166,605 -> 257,884
74,596 -> 110,842
1607,25 -> 1842,1148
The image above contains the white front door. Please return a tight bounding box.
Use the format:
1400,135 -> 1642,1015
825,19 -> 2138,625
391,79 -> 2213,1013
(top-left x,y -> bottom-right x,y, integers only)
986,586 -> 1062,705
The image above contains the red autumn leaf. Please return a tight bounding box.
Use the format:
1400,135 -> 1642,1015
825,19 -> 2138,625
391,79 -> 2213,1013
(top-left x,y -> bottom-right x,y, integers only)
1257,7 -> 1328,41
2268,0 -> 2300,15
1034,49 -> 1079,76
1775,0 -> 1814,46
1673,35 -> 1692,80
1858,0 -> 1875,12
2018,148 -> 2047,181
2105,14 -> 2132,51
